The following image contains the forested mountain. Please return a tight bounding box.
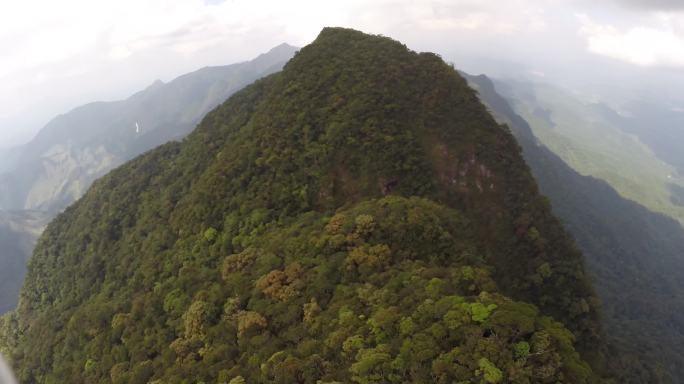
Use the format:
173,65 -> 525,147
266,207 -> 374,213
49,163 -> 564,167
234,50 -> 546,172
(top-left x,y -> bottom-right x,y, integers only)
466,74 -> 684,383
0,44 -> 296,316
2,28 -> 606,383
0,43 -> 297,214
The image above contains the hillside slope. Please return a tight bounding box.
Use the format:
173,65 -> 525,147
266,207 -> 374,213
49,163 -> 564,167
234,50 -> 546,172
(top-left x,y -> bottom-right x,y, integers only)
7,28 -> 603,383
466,73 -> 684,383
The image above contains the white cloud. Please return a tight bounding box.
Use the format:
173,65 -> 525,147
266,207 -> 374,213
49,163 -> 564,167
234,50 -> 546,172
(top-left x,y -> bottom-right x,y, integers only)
0,0 -> 552,142
0,0 -> 553,76
613,0 -> 684,11
578,13 -> 684,66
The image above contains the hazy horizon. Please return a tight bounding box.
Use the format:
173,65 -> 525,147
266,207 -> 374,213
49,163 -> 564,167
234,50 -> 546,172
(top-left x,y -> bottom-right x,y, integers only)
2,0 -> 684,148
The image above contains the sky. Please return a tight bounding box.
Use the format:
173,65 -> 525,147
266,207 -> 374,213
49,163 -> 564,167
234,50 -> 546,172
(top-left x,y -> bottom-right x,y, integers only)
1,0 -> 684,148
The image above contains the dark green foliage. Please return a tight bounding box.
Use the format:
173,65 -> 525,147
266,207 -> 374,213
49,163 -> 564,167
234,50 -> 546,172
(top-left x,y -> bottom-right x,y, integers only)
6,28 -> 603,383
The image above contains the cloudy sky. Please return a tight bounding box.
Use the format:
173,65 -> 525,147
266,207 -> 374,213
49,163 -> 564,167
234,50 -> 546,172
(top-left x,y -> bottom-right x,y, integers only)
1,0 -> 683,148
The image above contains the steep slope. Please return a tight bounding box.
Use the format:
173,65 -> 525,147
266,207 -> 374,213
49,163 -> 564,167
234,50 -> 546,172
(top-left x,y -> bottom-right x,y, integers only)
466,73 -> 684,383
0,43 -> 297,213
494,79 -> 684,226
8,28 -> 603,383
0,44 -> 296,316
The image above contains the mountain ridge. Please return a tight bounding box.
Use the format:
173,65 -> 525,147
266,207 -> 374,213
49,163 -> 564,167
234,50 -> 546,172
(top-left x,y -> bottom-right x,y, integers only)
0,210 -> 49,314
0,43 -> 298,213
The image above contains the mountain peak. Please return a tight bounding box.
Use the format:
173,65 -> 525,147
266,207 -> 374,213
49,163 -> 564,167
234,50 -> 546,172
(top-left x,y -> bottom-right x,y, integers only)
145,79 -> 165,90
268,42 -> 298,53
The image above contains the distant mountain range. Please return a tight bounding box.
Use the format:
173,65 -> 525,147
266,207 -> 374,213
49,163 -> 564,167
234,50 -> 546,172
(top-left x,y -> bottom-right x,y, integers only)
0,43 -> 297,314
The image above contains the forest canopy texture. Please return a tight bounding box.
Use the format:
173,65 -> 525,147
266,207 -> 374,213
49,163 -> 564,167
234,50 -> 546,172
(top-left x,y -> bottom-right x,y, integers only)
1,28 -> 606,383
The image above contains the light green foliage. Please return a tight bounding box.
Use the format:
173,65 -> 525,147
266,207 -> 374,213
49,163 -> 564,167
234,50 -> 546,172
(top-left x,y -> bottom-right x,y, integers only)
228,376 -> 246,384
514,341 -> 530,360
203,227 -> 218,242
350,346 -> 393,384
84,358 -> 96,373
339,306 -> 356,327
163,288 -> 189,315
461,266 -> 475,281
478,358 -> 503,383
399,317 -> 415,336
343,335 -> 366,354
469,302 -> 497,323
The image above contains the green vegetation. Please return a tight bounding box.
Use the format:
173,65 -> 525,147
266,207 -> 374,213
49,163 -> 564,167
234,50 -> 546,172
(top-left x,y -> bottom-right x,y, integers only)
3,28 -> 603,383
